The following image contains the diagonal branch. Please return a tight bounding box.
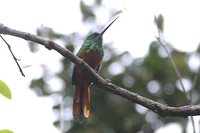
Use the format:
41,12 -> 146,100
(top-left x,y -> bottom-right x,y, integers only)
0,23 -> 200,117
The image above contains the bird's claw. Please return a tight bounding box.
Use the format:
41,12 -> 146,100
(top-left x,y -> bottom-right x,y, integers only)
105,79 -> 111,83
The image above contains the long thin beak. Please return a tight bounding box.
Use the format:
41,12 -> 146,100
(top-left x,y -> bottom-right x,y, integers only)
100,16 -> 119,36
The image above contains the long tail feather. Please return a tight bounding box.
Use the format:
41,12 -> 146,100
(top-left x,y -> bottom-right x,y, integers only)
83,87 -> 90,118
73,85 -> 90,122
73,86 -> 82,120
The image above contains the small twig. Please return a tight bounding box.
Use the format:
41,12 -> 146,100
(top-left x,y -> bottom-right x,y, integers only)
60,97 -> 64,133
190,61 -> 200,133
156,32 -> 196,133
0,35 -> 25,77
191,116 -> 196,133
154,14 -> 196,132
157,37 -> 190,100
191,65 -> 200,96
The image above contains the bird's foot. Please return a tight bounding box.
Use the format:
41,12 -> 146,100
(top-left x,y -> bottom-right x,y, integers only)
105,79 -> 111,83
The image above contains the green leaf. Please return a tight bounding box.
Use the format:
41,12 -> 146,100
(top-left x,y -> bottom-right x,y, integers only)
0,129 -> 14,133
0,80 -> 12,99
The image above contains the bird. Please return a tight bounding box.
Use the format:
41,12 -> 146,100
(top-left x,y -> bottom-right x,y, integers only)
72,16 -> 119,122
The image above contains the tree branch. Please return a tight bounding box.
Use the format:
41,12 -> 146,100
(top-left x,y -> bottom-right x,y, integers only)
0,23 -> 200,117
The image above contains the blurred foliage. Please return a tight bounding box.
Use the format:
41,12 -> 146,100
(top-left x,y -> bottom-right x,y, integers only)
154,15 -> 164,32
80,0 -> 95,21
0,129 -> 13,133
29,0 -> 200,133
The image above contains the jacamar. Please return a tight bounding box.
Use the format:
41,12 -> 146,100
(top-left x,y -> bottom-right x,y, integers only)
72,17 -> 118,121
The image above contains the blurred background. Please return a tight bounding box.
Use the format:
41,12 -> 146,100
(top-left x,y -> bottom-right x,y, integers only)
0,0 -> 200,133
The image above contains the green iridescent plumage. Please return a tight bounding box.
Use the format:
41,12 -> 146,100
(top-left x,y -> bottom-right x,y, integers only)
77,36 -> 104,58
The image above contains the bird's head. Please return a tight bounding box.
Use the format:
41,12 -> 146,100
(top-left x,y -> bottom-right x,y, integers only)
86,16 -> 119,45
